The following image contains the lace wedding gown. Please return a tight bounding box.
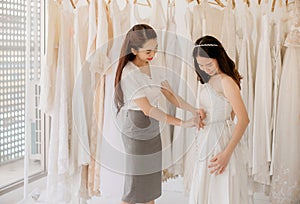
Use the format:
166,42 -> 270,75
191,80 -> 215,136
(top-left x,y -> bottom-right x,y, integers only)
189,83 -> 249,204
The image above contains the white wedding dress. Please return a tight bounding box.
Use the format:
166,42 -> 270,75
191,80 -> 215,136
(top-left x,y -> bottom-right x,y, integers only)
189,83 -> 249,204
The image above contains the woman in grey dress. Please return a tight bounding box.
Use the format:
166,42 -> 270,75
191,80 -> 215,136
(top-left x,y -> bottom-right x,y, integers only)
114,24 -> 204,204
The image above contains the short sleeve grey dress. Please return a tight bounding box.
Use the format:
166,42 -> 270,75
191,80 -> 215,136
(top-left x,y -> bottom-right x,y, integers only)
120,62 -> 163,203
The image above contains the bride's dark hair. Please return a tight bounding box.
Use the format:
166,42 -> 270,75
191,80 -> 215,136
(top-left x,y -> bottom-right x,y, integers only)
193,35 -> 242,89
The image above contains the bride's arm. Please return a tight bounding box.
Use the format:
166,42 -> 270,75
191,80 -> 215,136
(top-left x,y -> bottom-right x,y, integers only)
208,76 -> 249,175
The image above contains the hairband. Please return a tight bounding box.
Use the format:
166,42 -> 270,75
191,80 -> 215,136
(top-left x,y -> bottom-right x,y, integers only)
194,44 -> 218,47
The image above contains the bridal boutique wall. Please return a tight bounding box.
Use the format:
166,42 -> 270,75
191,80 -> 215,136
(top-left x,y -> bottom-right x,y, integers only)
36,0 -> 300,203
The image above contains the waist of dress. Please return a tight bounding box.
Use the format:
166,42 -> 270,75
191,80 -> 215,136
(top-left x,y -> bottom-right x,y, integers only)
205,119 -> 233,126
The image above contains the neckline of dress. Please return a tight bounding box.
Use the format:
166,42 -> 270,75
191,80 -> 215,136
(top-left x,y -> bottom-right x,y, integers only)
129,61 -> 152,79
134,3 -> 150,24
205,83 -> 229,103
111,0 -> 130,15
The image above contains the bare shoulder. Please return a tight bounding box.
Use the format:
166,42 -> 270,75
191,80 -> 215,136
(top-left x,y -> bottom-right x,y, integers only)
220,74 -> 239,91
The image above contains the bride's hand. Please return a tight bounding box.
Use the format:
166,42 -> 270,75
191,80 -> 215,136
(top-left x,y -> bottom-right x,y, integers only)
208,151 -> 232,175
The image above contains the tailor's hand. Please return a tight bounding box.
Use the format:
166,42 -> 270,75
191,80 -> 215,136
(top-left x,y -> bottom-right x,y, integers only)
193,108 -> 206,129
181,116 -> 201,129
195,108 -> 206,121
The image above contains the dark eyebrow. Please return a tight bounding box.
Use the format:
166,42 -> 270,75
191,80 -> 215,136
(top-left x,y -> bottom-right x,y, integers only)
198,62 -> 213,66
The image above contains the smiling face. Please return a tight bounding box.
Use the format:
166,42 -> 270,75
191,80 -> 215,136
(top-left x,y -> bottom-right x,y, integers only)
196,56 -> 221,76
131,38 -> 158,66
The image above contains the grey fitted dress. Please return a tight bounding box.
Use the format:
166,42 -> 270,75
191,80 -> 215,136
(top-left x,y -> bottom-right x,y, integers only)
121,110 -> 162,203
120,62 -> 164,203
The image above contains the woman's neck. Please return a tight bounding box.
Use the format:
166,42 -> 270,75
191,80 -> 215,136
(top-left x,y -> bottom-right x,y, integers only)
132,58 -> 148,68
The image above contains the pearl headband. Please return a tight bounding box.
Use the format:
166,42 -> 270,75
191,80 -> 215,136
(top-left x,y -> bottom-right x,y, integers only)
194,44 -> 218,47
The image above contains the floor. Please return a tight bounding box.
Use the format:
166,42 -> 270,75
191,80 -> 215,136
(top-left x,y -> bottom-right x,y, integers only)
0,159 -> 43,189
0,177 -> 270,204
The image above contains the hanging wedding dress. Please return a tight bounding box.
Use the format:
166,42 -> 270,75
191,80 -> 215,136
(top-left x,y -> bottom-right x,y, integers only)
250,1 -> 264,80
74,0 -> 89,68
77,0 -> 112,199
172,1 -> 198,193
108,0 -> 131,63
162,0 -> 182,179
46,1 -> 75,202
100,0 -> 131,198
220,0 -> 236,63
71,0 -> 91,201
40,0 -> 61,114
201,0 -> 224,40
270,1 -> 300,203
189,83 -> 249,204
96,0 -> 113,55
191,1 -> 202,42
252,13 -> 273,185
269,2 -> 288,177
236,1 -> 254,175
73,48 -> 111,200
233,3 -> 256,202
191,0 -> 224,43
133,2 -> 150,25
86,0 -> 97,60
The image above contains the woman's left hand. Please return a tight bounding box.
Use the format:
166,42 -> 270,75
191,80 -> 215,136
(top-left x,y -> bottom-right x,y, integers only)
194,108 -> 206,119
208,151 -> 232,175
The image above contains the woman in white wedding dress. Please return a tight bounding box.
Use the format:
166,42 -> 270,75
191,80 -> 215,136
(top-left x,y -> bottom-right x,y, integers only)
189,36 -> 250,204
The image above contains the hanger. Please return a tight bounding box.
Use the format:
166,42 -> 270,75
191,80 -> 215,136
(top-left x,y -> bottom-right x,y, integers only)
214,0 -> 225,7
185,0 -> 201,4
232,0 -> 236,9
70,0 -> 76,8
168,0 -> 175,6
185,0 -> 224,7
243,0 -> 250,7
134,0 -> 152,7
271,0 -> 276,11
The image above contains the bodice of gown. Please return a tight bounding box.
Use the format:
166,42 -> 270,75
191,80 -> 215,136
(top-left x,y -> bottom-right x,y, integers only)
110,0 -> 131,36
196,83 -> 233,161
201,0 -> 224,40
241,4 -> 253,39
133,3 -> 150,24
198,83 -> 232,125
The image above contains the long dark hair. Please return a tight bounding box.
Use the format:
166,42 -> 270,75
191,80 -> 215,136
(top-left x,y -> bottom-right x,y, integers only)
114,24 -> 157,113
192,35 -> 242,89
